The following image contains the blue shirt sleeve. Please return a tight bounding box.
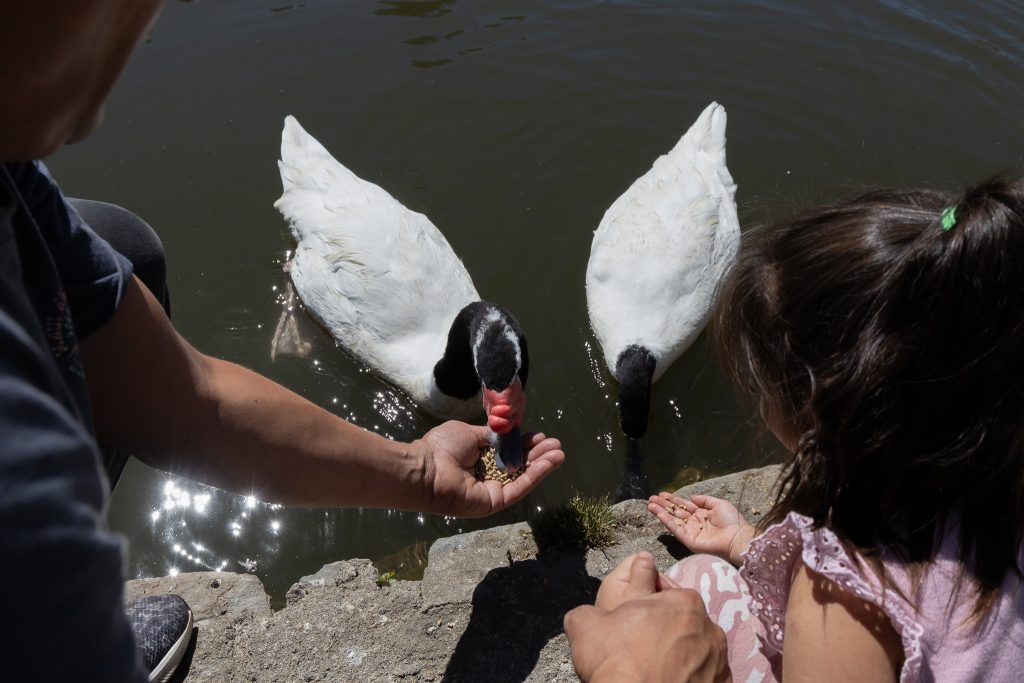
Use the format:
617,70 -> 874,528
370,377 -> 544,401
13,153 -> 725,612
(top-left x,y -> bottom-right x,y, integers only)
5,161 -> 133,339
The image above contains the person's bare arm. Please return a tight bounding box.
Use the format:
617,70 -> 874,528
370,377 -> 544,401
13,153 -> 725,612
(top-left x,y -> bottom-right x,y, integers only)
80,276 -> 564,514
783,564 -> 903,682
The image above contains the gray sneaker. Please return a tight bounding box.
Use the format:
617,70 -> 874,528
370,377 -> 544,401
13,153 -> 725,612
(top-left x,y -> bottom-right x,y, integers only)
125,594 -> 194,683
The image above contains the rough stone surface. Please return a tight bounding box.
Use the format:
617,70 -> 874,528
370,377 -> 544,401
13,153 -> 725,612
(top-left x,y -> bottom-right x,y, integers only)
125,571 -> 272,626
139,465 -> 781,682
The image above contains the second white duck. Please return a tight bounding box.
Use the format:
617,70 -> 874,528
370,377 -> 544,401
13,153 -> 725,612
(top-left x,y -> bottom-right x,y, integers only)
274,116 -> 528,471
586,101 -> 740,439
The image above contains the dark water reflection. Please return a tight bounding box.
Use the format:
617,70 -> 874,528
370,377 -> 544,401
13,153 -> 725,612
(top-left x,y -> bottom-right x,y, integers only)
376,1 -> 456,20
52,0 -> 1024,603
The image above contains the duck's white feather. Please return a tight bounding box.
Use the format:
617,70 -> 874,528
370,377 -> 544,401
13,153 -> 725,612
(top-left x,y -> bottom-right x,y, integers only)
585,101 -> 740,382
275,115 -> 481,418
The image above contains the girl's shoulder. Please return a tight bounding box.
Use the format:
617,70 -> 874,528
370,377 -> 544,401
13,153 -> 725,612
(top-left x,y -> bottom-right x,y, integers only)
740,511 -> 1024,683
739,512 -> 924,680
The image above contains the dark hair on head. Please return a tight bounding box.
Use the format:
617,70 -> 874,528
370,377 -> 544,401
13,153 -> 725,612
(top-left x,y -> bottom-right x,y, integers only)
714,176 -> 1024,616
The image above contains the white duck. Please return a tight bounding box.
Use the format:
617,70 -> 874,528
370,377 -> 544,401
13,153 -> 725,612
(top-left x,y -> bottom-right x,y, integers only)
585,101 -> 740,439
273,116 -> 528,471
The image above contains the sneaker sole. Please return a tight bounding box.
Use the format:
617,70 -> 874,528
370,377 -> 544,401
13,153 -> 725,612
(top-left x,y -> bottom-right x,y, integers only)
148,608 -> 194,683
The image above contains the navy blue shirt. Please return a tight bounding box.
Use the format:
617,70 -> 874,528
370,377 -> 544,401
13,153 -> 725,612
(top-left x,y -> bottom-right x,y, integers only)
0,161 -> 146,681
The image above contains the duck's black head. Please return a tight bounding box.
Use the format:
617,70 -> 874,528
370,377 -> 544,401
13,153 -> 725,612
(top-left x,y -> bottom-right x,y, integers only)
434,302 -> 529,471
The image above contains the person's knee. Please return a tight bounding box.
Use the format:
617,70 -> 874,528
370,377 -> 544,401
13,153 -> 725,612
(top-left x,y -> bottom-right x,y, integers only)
68,198 -> 170,314
666,553 -> 726,588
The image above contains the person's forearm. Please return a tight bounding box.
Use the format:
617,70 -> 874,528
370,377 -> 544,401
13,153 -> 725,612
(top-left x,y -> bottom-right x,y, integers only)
177,354 -> 432,509
82,276 -> 433,510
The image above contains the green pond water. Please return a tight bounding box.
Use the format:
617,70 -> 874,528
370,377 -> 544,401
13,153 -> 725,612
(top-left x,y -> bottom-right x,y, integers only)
49,0 -> 1024,604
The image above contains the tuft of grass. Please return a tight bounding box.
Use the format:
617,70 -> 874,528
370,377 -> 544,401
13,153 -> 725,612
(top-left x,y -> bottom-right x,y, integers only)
376,570 -> 397,588
530,494 -> 616,552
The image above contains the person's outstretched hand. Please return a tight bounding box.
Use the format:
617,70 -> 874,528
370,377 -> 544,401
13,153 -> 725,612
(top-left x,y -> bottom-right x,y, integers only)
564,552 -> 732,683
415,421 -> 564,517
648,493 -> 755,565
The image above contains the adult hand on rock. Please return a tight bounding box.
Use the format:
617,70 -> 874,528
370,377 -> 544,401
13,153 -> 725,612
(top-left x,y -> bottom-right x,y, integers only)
594,552 -> 679,612
415,421 -> 564,518
564,552 -> 732,683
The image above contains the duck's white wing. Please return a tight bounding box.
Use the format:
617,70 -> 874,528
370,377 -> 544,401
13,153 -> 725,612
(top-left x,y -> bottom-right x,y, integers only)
585,101 -> 740,382
275,116 -> 480,405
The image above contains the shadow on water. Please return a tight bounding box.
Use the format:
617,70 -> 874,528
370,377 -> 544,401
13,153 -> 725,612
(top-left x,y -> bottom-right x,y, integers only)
613,438 -> 650,503
442,549 -> 599,682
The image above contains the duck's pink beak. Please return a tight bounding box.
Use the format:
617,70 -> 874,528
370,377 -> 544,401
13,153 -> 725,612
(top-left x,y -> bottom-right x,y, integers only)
482,377 -> 524,435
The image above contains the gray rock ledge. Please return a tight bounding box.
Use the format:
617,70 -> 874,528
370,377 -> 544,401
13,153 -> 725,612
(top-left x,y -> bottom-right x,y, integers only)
126,464 -> 782,682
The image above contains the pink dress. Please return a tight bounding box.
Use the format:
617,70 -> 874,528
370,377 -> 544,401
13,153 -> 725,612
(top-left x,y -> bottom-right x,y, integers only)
667,512 -> 1024,682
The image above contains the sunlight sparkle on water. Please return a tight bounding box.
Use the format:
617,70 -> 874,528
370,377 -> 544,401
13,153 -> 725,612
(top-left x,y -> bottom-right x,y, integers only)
193,493 -> 211,514
161,480 -> 193,510
245,495 -> 257,509
669,398 -> 682,419
168,567 -> 179,577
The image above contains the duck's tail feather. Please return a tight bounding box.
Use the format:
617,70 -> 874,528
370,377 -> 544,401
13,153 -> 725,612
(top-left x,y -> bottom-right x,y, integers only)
669,101 -> 727,168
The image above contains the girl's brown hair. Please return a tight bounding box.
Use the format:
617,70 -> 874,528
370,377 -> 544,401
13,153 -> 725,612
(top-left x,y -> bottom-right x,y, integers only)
715,177 -> 1024,614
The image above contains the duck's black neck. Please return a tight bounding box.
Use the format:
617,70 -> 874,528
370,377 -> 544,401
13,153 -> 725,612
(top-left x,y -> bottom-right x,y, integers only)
434,301 -> 529,399
616,344 -> 656,439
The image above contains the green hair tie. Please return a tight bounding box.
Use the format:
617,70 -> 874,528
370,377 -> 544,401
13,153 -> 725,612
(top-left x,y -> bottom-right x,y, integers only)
941,205 -> 958,231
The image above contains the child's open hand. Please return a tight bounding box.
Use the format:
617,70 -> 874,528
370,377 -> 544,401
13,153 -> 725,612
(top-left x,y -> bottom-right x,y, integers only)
648,492 -> 755,566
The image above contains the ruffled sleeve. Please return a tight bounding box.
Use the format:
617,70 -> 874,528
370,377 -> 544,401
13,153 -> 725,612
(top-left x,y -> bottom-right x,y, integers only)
739,512 -> 925,682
